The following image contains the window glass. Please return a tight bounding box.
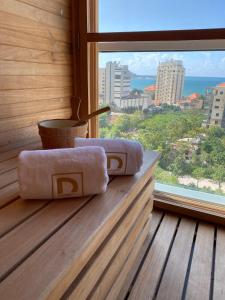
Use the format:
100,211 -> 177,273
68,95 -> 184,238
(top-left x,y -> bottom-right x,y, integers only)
99,0 -> 225,32
98,51 -> 225,204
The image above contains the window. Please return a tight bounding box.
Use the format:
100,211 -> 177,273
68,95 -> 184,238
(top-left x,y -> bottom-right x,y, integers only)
216,99 -> 220,101
99,51 -> 225,202
215,106 -> 220,109
72,0 -> 225,208
220,91 -> 224,94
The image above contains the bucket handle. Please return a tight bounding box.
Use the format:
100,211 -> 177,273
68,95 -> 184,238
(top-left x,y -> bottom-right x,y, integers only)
70,96 -> 82,121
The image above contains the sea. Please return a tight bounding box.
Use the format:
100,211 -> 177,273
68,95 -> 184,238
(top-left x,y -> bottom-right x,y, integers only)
131,76 -> 225,96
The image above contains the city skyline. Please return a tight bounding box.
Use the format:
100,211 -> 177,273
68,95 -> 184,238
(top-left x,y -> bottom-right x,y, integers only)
99,52 -> 225,78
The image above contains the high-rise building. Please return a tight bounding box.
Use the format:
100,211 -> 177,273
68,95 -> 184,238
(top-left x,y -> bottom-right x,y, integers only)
155,60 -> 185,104
206,83 -> 225,128
99,62 -> 132,105
99,68 -> 106,104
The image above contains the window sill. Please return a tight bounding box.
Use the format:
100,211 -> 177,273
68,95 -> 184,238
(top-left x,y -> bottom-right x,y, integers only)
153,183 -> 225,225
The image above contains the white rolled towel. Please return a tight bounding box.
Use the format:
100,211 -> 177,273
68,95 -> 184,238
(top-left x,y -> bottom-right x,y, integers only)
75,138 -> 143,175
18,146 -> 109,199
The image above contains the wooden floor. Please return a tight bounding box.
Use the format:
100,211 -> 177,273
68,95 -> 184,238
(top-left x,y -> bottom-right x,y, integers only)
126,210 -> 225,300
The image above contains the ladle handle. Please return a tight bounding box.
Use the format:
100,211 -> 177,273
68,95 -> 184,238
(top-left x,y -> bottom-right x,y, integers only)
86,106 -> 110,121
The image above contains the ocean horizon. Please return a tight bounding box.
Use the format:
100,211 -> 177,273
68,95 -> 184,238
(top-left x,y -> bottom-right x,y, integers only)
131,76 -> 225,97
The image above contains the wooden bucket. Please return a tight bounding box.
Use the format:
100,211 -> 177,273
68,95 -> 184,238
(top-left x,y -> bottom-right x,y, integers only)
38,119 -> 88,149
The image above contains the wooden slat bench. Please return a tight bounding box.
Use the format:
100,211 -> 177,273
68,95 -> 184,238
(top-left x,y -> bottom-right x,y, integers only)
0,151 -> 159,300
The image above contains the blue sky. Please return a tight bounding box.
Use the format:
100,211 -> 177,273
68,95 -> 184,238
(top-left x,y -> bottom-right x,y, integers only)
99,0 -> 225,32
99,1 -> 225,77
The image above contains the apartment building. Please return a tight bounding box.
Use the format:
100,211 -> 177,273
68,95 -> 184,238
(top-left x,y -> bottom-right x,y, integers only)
99,68 -> 106,104
99,62 -> 132,105
207,83 -> 225,128
113,94 -> 149,110
155,60 -> 185,104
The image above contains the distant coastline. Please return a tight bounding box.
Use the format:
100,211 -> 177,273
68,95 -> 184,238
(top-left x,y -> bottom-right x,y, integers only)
131,76 -> 225,96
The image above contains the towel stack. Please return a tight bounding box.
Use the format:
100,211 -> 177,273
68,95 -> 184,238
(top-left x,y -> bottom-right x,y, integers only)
18,139 -> 143,200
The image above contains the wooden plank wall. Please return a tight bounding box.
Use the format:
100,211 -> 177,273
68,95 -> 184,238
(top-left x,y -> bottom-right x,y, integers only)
0,0 -> 73,154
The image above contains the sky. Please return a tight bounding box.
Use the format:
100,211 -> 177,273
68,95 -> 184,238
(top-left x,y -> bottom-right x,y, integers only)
99,51 -> 225,77
99,0 -> 225,77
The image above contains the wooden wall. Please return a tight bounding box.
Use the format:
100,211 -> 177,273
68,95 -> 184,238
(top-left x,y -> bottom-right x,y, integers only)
0,0 -> 73,154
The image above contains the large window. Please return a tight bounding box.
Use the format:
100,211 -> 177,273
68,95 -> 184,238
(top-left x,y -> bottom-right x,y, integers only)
72,0 -> 225,208
98,51 -> 225,204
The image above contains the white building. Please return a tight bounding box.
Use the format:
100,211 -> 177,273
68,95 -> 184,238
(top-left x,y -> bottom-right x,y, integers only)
114,94 -> 149,110
99,68 -> 106,104
99,62 -> 132,105
155,60 -> 185,105
207,83 -> 225,128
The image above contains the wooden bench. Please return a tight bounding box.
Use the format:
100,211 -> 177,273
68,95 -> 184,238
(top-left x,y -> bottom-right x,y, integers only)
0,151 -> 159,300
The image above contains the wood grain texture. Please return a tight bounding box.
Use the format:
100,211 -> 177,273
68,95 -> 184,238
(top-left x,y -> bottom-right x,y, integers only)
115,210 -> 164,300
0,98 -> 71,119
89,207 -> 152,300
0,111 -> 71,147
0,61 -> 72,76
128,214 -> 179,300
0,198 -> 50,238
0,152 -> 159,300
0,158 -> 17,175
0,87 -> 72,104
214,227 -> 225,300
55,0 -> 71,6
0,11 -> 70,43
0,27 -> 70,52
185,222 -> 215,300
105,218 -> 152,300
0,0 -> 73,153
0,169 -> 17,189
0,0 -> 70,30
0,137 -> 41,155
156,218 -> 196,300
68,184 -> 154,300
0,183 -> 19,208
0,45 -> 72,64
0,197 -> 92,280
17,0 -> 70,18
0,142 -> 41,163
0,76 -> 72,90
2,196 -> 222,300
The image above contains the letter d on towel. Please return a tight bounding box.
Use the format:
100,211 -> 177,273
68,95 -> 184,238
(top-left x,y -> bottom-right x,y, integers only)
106,152 -> 127,175
52,173 -> 83,198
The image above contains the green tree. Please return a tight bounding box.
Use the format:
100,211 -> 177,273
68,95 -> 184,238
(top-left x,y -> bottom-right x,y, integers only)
192,167 -> 206,188
155,167 -> 178,185
169,156 -> 191,176
212,166 -> 225,189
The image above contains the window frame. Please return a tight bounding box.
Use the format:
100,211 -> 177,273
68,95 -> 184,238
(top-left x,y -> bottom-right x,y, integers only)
71,0 -> 225,216
72,0 -> 225,120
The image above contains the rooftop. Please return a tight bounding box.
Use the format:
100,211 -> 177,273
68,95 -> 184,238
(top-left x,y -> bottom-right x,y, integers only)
217,82 -> 225,87
188,93 -> 200,101
144,85 -> 156,92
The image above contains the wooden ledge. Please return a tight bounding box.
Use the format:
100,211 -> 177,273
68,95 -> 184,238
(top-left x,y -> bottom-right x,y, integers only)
0,151 -> 160,300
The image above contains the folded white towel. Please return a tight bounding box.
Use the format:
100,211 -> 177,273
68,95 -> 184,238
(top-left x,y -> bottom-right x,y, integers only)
18,146 -> 109,199
75,138 -> 143,175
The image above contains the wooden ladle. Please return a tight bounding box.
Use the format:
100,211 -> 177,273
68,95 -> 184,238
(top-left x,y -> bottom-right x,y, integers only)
74,106 -> 110,126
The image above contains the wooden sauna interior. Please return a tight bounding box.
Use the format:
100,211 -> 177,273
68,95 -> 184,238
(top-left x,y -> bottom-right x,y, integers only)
1,1 -> 225,300
0,0 -> 73,154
